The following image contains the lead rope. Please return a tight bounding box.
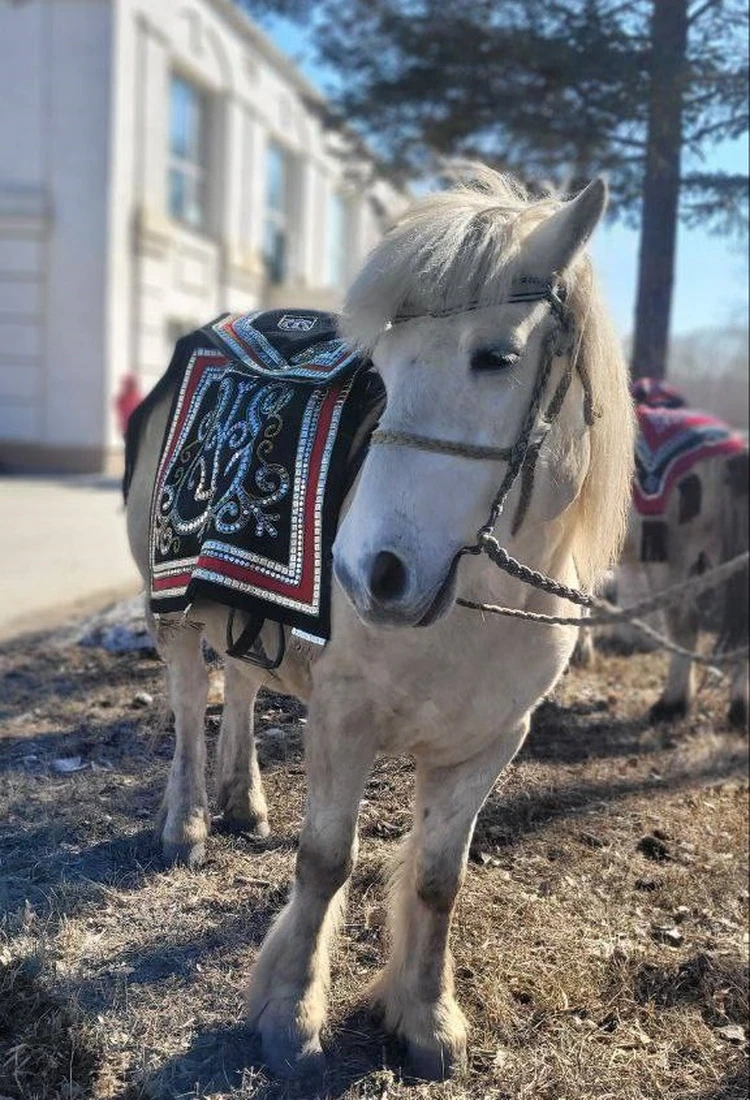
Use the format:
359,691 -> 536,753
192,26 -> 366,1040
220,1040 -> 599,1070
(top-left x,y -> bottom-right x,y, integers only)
462,487 -> 749,670
462,436 -> 749,668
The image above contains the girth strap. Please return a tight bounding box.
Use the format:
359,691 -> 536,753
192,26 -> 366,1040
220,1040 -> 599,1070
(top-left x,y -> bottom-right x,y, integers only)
226,608 -> 286,671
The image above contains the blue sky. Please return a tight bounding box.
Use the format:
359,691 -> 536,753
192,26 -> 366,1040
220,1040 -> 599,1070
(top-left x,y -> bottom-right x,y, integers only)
590,139 -> 749,338
265,16 -> 748,340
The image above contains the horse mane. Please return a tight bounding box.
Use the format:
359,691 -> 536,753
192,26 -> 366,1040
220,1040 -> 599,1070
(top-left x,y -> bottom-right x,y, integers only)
341,165 -> 635,589
564,264 -> 634,588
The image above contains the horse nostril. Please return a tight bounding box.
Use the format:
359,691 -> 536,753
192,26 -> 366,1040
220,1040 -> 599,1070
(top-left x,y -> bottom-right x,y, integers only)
370,551 -> 409,603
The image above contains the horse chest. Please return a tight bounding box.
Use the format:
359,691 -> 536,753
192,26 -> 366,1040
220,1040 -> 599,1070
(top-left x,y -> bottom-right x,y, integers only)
314,609 -> 572,762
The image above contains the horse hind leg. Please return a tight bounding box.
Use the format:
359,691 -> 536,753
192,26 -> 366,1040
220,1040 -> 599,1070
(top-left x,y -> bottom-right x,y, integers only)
724,583 -> 749,731
371,723 -> 528,1080
570,624 -> 594,668
215,658 -> 270,835
650,597 -> 699,723
721,454 -> 748,731
154,616 -> 211,866
728,662 -> 748,731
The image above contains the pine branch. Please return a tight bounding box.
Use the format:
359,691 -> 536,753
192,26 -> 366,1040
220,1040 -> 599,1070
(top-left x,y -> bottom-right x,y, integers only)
687,0 -> 723,26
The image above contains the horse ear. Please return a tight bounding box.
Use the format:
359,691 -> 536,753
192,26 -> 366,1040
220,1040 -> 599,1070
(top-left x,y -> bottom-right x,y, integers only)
519,178 -> 608,280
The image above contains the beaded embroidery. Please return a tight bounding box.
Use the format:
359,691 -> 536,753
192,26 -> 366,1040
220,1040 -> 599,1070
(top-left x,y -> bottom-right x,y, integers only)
148,310 -> 372,639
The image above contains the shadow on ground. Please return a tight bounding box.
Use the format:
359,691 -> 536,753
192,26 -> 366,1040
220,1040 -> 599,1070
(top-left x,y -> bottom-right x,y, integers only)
123,1007 -> 413,1100
0,644 -> 159,727
475,732 -> 747,853
528,696 -> 663,764
0,957 -> 103,1099
696,1068 -> 750,1100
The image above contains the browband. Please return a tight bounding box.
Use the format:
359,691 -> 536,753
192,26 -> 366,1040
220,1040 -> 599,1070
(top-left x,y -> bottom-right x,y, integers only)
392,277 -> 562,324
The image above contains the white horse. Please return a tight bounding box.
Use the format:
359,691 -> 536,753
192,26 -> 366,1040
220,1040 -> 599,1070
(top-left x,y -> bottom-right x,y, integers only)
574,397 -> 749,730
125,168 -> 634,1079
620,450 -> 748,727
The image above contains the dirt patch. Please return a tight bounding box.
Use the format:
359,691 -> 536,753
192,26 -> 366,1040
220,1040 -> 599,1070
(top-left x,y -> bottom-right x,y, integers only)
0,622 -> 747,1099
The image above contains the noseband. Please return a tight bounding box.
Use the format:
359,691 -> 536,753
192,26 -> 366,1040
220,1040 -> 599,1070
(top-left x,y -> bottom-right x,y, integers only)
369,282 -> 593,554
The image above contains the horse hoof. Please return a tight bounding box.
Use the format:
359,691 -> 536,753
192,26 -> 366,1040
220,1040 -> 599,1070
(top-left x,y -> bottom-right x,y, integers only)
220,811 -> 271,839
240,816 -> 271,839
162,840 -> 206,869
728,698 -> 748,731
261,1033 -> 325,1079
649,698 -> 688,724
216,786 -> 271,837
406,1039 -> 466,1081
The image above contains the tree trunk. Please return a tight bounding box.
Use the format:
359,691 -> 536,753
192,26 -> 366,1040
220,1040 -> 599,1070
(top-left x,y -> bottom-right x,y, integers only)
631,0 -> 689,380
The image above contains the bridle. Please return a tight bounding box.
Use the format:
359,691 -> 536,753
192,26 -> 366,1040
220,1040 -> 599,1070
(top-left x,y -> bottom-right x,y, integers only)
369,281 -> 595,576
359,284 -> 750,659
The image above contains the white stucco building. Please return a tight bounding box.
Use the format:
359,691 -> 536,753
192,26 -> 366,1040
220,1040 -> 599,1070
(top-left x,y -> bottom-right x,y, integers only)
0,0 -> 401,473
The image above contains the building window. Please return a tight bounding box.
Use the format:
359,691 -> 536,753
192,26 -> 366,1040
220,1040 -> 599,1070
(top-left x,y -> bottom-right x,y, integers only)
168,75 -> 207,230
326,192 -> 350,289
264,142 -> 290,283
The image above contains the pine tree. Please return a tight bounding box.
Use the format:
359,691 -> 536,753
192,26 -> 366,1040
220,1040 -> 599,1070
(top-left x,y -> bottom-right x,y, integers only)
241,0 -> 748,378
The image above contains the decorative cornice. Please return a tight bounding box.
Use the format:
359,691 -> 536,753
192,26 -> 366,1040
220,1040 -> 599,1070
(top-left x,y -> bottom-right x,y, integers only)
203,0 -> 325,108
134,11 -> 171,49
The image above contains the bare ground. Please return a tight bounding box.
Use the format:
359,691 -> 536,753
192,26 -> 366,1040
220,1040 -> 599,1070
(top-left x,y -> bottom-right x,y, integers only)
0,618 -> 747,1100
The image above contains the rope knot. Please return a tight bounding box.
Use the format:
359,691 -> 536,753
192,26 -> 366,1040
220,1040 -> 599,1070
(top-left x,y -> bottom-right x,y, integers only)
477,528 -> 501,552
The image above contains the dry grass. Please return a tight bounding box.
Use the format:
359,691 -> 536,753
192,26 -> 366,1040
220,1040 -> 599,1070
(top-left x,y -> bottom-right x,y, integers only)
0,625 -> 747,1100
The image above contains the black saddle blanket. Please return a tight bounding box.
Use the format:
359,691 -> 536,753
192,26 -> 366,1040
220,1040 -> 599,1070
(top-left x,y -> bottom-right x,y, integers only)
148,309 -> 380,641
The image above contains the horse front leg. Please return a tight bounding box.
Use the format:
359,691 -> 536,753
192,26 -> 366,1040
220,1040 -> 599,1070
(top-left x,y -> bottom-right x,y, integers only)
371,723 -> 528,1081
155,619 -> 210,867
215,658 -> 269,836
246,695 -> 375,1077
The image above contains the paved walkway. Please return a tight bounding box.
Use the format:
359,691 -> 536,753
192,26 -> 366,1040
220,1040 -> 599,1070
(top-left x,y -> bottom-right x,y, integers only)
0,476 -> 142,641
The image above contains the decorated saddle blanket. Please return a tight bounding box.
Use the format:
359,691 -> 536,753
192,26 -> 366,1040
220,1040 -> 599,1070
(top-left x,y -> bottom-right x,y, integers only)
146,309 -> 383,641
631,377 -> 687,410
633,379 -> 746,517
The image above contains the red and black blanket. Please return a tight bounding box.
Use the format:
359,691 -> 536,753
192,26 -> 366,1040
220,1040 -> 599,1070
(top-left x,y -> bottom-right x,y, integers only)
632,379 -> 746,516
143,310 -> 381,640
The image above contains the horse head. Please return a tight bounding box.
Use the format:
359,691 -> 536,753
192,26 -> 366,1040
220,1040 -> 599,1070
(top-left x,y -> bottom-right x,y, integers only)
334,169 -> 631,627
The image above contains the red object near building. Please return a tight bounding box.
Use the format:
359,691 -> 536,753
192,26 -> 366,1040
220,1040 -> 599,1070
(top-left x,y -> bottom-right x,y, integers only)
115,374 -> 143,436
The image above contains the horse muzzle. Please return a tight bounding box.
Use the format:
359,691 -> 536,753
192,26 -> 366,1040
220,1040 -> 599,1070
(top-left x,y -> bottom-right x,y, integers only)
333,548 -> 459,628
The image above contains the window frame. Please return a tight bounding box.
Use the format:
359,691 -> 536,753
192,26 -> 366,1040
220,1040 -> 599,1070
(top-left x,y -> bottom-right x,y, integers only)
325,190 -> 351,290
168,72 -> 209,232
263,140 -> 293,284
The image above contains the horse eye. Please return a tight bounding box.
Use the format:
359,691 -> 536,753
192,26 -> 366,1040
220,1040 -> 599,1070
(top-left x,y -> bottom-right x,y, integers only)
470,348 -> 520,373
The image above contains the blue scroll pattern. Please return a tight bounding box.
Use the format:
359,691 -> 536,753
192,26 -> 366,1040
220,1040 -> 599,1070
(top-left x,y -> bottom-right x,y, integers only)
155,373 -> 294,558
